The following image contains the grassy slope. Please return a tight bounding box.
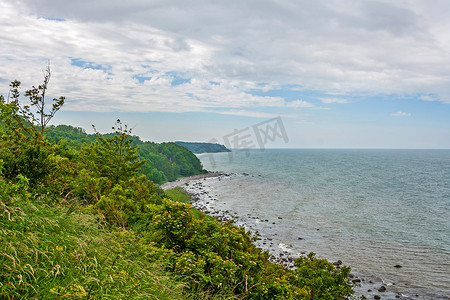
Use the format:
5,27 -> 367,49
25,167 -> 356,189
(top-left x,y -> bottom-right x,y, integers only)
164,186 -> 191,204
165,186 -> 213,220
0,199 -> 191,299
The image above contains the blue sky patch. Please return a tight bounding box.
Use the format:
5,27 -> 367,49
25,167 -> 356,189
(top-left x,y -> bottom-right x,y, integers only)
171,77 -> 191,86
133,75 -> 152,84
41,17 -> 66,22
70,58 -> 111,72
163,71 -> 191,86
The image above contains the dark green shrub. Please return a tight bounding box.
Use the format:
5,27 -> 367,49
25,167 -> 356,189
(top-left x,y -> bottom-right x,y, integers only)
294,252 -> 353,299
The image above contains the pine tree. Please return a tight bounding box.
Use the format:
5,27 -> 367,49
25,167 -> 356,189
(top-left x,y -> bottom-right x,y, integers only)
80,120 -> 145,185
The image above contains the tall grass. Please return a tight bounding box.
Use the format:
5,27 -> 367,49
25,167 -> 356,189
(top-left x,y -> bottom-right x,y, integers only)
0,200 -> 190,299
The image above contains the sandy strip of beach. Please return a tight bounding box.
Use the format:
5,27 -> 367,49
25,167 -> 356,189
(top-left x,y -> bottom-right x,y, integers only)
160,172 -> 224,190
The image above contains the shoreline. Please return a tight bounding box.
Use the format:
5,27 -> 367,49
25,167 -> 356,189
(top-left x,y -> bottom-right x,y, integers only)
162,172 -> 297,267
160,172 -> 224,191
161,172 -> 422,300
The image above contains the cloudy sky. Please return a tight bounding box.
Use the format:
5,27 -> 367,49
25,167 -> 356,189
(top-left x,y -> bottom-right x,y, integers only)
1,0 -> 449,148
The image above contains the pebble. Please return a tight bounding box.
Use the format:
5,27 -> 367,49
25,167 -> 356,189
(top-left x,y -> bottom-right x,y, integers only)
378,286 -> 387,292
174,172 -> 347,270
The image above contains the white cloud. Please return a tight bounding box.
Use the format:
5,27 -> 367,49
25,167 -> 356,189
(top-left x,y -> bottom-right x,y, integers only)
392,111 -> 411,117
319,98 -> 349,104
217,110 -> 280,119
1,0 -> 450,116
418,95 -> 438,102
287,100 -> 315,108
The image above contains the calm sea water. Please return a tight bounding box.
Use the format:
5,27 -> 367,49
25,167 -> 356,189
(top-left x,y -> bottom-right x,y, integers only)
197,149 -> 450,299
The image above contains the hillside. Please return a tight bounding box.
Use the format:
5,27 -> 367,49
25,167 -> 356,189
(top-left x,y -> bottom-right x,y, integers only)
47,125 -> 205,184
175,141 -> 231,154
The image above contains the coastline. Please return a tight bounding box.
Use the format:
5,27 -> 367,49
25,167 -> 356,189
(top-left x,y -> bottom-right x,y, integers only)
165,149 -> 450,300
161,172 -> 297,267
160,172 -> 224,191
161,172 -> 419,300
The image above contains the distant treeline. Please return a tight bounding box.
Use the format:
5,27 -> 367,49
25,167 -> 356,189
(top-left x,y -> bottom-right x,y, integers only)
175,141 -> 231,154
47,125 -> 205,184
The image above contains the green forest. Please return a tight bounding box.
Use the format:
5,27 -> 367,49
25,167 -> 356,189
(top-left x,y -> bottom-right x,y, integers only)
46,124 -> 205,184
174,141 -> 231,154
0,73 -> 354,299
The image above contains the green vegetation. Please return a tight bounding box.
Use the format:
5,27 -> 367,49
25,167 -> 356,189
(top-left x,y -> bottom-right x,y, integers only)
164,186 -> 191,203
46,125 -> 205,184
175,141 -> 231,154
0,74 -> 354,299
0,199 -> 189,299
165,186 -> 214,220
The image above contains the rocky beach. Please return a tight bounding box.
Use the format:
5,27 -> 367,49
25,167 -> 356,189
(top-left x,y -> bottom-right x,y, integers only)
161,172 -> 407,299
162,172 -> 298,266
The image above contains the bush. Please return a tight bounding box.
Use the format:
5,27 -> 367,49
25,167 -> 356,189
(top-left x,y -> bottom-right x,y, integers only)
294,252 -> 353,299
0,162 -> 31,205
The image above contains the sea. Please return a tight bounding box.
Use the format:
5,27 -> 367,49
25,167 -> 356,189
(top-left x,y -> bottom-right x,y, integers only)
196,149 -> 450,299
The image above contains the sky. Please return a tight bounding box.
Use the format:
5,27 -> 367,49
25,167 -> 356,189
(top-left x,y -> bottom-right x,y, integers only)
1,0 -> 449,148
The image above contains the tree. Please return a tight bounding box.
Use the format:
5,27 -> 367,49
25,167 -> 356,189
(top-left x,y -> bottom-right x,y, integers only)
90,120 -> 145,184
1,81 -> 39,141
0,66 -> 66,188
0,85 -> 49,185
22,63 -> 65,136
77,120 -> 146,202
